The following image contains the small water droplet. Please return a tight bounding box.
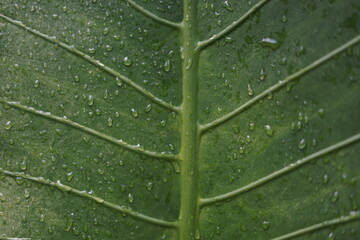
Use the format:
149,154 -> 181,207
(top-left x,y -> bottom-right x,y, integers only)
131,108 -> 138,118
123,57 -> 132,66
248,121 -> 255,130
87,95 -> 94,106
105,45 -> 113,52
145,104 -> 152,112
24,189 -> 30,198
264,125 -> 274,136
330,191 -> 339,203
260,38 -> 280,50
107,117 -> 113,127
88,47 -> 96,54
66,172 -> 74,182
34,79 -> 40,88
116,77 -> 123,87
64,218 -> 73,232
259,68 -> 266,80
146,182 -> 154,191
168,143 -> 175,151
298,138 -> 306,150
20,160 -> 27,171
127,193 -> 134,203
247,84 -> 254,96
318,108 -> 325,118
4,121 -> 12,130
323,174 -> 329,184
163,60 -> 171,72
261,220 -> 270,230
160,120 -> 166,127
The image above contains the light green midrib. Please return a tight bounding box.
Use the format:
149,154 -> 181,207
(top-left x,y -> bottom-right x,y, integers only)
178,0 -> 202,239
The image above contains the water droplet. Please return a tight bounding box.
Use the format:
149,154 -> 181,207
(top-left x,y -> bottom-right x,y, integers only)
247,84 -> 254,96
87,95 -> 94,106
168,143 -> 175,151
264,125 -> 274,136
318,108 -> 325,118
107,117 -> 113,127
248,121 -> 255,130
239,147 -> 245,154
24,189 -> 30,198
145,104 -> 152,112
0,192 -> 6,202
116,77 -> 123,87
88,47 -> 96,54
296,46 -> 306,56
146,182 -> 154,191
323,174 -> 329,184
163,60 -> 171,72
259,68 -> 266,80
4,121 -> 12,130
127,193 -> 134,203
327,232 -> 335,240
297,138 -> 306,150
64,218 -> 73,232
123,57 -> 132,66
160,120 -> 167,127
260,38 -> 280,50
261,220 -> 270,230
34,79 -> 40,88
66,172 -> 74,182
105,45 -> 112,52
131,108 -> 138,118
20,160 -> 27,171
330,191 -> 339,203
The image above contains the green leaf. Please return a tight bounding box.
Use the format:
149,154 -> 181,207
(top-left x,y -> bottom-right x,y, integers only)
0,1 -> 359,240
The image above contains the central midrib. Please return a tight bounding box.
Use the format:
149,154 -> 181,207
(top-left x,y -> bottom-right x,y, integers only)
178,0 -> 201,239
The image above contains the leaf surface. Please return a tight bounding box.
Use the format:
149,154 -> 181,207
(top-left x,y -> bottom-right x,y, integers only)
0,1 -> 359,240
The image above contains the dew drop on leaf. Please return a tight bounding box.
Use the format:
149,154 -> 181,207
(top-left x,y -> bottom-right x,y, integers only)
128,193 -> 134,203
264,125 -> 274,136
20,160 -> 27,171
259,68 -> 266,80
4,121 -> 12,131
163,60 -> 171,72
105,45 -> 113,52
247,84 -> 254,96
66,172 -> 74,182
131,108 -> 138,118
318,108 -> 325,118
331,191 -> 339,203
323,174 -> 329,184
123,56 -> 132,66
34,79 -> 40,88
298,138 -> 306,150
145,104 -> 152,112
248,121 -> 255,130
87,95 -> 94,106
261,220 -> 270,230
0,192 -> 6,202
259,37 -> 280,50
107,117 -> 113,127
